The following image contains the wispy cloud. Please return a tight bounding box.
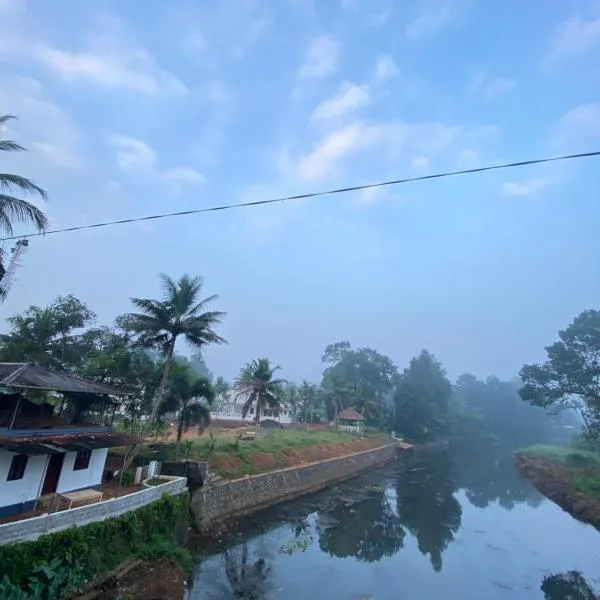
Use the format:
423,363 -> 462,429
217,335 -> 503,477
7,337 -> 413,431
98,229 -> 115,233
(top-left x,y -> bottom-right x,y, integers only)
297,35 -> 339,78
374,54 -> 399,82
548,13 -> 600,59
32,142 -> 82,169
107,134 -> 204,187
469,71 -> 515,99
310,82 -> 371,121
33,17 -> 187,95
502,177 -> 551,197
406,6 -> 452,40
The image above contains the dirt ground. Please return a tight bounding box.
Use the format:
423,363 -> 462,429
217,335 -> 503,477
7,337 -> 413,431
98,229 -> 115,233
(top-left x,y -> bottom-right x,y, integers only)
90,560 -> 185,600
210,436 -> 392,479
515,452 -> 600,531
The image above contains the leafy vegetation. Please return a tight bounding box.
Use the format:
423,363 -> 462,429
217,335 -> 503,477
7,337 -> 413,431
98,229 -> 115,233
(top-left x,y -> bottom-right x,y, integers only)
0,495 -> 190,591
0,114 -> 48,300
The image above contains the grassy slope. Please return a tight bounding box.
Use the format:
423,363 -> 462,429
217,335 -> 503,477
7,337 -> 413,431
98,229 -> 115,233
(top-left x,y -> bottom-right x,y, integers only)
130,428 -> 392,479
519,444 -> 600,498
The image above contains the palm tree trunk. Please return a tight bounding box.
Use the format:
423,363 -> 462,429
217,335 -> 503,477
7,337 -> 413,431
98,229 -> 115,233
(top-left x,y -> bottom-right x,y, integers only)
175,411 -> 184,459
124,340 -> 176,469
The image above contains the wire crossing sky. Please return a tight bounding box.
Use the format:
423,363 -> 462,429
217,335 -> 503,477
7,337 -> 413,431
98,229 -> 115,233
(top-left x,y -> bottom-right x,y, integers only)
2,150 -> 598,243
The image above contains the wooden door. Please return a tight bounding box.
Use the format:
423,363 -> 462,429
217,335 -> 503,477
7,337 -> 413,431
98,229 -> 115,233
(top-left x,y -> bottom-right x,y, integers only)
41,453 -> 64,495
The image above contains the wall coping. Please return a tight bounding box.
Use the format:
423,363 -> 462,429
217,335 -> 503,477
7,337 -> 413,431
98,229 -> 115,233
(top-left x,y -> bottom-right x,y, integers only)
211,440 -> 401,487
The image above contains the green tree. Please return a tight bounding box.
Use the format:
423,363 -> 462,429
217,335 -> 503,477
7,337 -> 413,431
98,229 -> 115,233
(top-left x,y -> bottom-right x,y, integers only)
0,115 -> 48,298
213,375 -> 231,411
0,295 -> 95,370
321,341 -> 398,426
281,382 -> 300,420
519,310 -> 600,444
298,380 -> 320,423
322,371 -> 355,421
161,364 -> 214,457
234,358 -> 285,424
394,350 -> 452,442
123,274 -> 226,461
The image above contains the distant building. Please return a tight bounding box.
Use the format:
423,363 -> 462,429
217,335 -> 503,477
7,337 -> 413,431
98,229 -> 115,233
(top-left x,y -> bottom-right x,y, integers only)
335,407 -> 365,434
210,390 -> 292,425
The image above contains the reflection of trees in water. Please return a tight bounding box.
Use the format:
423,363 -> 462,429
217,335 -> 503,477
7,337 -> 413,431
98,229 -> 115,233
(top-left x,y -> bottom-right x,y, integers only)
395,454 -> 462,572
541,571 -> 600,600
453,441 -> 544,510
317,489 -> 405,562
223,543 -> 272,599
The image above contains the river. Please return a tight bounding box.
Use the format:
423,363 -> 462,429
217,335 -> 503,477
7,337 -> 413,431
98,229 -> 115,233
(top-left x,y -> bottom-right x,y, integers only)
187,445 -> 600,599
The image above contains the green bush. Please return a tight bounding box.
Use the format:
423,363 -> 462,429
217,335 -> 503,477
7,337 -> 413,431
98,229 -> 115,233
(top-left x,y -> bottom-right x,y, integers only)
575,476 -> 600,498
566,453 -> 598,468
119,469 -> 135,486
0,494 -> 190,590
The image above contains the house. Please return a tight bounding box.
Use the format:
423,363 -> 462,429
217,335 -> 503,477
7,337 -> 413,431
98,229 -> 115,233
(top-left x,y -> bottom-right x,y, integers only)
335,407 -> 366,434
210,390 -> 292,425
0,363 -> 137,519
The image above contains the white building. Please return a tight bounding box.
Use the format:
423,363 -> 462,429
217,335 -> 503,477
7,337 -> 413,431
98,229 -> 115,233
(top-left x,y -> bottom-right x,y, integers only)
210,391 -> 292,425
0,363 -> 137,519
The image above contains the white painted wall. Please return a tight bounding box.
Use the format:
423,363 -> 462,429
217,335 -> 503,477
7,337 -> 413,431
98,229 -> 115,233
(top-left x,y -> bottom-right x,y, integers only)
0,450 -> 48,509
56,448 -> 108,493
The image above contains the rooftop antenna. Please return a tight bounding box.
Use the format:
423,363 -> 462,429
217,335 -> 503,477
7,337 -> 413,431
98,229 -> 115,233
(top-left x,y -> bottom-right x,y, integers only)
0,239 -> 30,298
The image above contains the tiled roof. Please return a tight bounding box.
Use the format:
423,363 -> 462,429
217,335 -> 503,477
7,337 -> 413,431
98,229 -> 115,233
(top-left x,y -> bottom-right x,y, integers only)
336,407 -> 366,421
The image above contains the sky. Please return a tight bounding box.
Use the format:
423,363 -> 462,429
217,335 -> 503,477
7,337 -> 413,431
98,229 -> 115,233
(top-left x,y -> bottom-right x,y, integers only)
0,0 -> 599,385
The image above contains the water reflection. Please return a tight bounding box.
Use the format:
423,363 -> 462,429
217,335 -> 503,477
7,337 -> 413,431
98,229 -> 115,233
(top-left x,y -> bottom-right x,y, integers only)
190,445 -> 600,599
317,487 -> 405,562
454,441 -> 544,510
395,452 -> 462,571
541,571 -> 600,600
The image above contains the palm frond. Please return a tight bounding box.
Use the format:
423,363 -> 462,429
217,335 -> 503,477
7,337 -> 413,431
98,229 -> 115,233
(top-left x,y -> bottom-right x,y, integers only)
0,174 -> 48,200
0,115 -> 17,127
0,140 -> 25,152
242,391 -> 258,418
0,194 -> 48,235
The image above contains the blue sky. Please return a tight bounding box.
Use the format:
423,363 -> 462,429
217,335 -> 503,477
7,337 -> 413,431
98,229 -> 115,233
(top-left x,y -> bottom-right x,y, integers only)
1,0 -> 599,384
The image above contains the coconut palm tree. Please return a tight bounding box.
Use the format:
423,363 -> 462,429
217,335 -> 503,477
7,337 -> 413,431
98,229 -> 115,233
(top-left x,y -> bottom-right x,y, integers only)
234,358 -> 285,424
123,273 -> 226,463
0,115 -> 48,298
161,364 -> 215,458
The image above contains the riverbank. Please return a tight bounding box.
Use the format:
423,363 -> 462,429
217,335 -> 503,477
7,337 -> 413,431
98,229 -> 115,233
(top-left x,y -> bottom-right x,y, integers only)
514,450 -> 600,531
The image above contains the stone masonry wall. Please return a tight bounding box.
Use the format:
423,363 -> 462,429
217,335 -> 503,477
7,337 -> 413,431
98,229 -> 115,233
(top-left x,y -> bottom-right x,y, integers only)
191,443 -> 399,533
0,477 -> 187,546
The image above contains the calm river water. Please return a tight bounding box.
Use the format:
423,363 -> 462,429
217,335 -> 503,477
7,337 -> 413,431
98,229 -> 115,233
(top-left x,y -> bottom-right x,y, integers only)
187,445 -> 600,600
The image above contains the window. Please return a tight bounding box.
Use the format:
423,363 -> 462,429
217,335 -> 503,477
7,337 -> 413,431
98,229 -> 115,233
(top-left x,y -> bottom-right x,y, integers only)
7,454 -> 28,481
73,450 -> 92,471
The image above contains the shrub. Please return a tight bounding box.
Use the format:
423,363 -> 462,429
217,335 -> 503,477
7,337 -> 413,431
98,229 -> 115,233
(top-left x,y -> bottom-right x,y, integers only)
0,494 -> 190,589
566,453 -> 598,468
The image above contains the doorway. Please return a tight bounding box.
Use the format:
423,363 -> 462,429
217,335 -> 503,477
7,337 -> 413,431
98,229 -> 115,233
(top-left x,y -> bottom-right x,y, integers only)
41,453 -> 64,495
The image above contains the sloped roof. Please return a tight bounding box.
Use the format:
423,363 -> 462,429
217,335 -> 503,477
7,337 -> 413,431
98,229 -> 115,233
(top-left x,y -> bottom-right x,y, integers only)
337,407 -> 366,421
0,430 -> 140,453
0,363 -> 132,396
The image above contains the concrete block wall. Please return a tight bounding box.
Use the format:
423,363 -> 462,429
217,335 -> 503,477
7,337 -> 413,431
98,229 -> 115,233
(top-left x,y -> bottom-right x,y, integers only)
0,477 -> 187,546
191,443 -> 399,532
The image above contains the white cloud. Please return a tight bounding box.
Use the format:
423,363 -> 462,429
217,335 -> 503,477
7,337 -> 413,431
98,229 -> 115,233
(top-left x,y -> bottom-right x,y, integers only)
469,72 -> 515,99
162,166 -> 206,185
482,77 -> 515,99
108,135 -> 157,172
297,36 -> 339,78
310,82 -> 371,121
32,142 -> 81,169
406,6 -> 452,40
562,102 -> 600,134
456,148 -> 480,167
374,54 -> 399,82
297,122 -> 385,180
107,134 -> 205,187
411,156 -> 429,169
32,17 -> 187,95
549,14 -> 600,59
502,177 -> 551,197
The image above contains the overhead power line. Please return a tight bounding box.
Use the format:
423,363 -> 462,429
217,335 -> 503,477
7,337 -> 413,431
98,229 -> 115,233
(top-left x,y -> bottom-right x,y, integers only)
1,150 -> 599,243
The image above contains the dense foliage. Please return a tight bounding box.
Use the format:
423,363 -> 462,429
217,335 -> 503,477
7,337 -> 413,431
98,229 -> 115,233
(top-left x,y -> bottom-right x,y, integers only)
0,494 -> 190,591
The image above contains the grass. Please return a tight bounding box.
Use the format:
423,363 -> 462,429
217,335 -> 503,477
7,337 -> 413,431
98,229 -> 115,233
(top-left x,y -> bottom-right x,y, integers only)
145,477 -> 171,486
521,444 -> 600,465
118,427 -> 391,479
575,475 -> 600,499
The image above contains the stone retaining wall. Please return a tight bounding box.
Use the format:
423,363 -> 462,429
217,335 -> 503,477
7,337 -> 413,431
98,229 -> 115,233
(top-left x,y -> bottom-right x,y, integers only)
191,442 -> 400,533
0,477 -> 187,546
